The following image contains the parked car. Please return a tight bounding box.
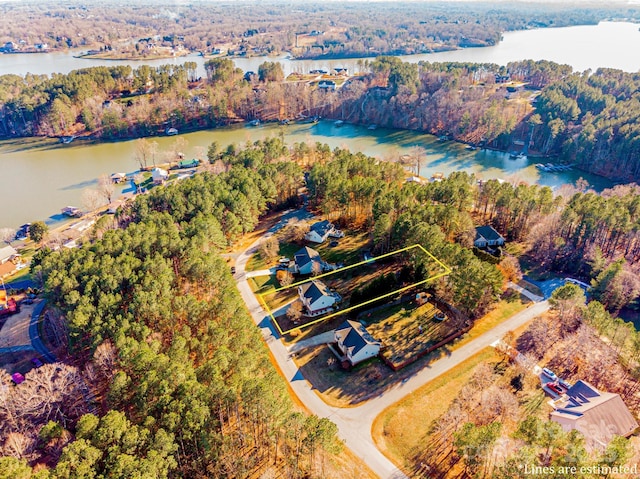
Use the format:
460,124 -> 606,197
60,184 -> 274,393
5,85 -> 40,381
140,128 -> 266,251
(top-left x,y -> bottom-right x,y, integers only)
542,367 -> 557,381
11,373 -> 25,385
230,266 -> 236,274
329,240 -> 339,247
558,379 -> 572,390
546,382 -> 563,395
31,357 -> 43,368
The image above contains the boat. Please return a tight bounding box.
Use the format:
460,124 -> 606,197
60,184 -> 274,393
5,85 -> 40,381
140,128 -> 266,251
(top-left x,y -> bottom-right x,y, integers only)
247,119 -> 260,127
165,127 -> 178,136
509,151 -> 519,159
368,124 -> 377,130
60,136 -> 75,144
334,120 -> 344,127
61,206 -> 82,217
465,145 -> 477,151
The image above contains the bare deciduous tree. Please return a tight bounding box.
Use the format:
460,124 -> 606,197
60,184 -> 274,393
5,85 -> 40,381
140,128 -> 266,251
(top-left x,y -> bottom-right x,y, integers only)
97,173 -> 115,205
81,188 -> 102,213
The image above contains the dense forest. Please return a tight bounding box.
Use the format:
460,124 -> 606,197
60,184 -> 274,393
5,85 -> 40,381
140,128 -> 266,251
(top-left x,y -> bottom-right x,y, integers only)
0,152 -> 352,478
1,54 -> 639,181
0,1 -> 637,58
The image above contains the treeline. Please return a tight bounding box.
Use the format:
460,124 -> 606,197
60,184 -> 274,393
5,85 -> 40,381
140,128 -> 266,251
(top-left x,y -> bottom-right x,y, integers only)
1,2 -> 637,59
2,154 -> 343,477
305,150 -> 640,314
307,156 -> 504,318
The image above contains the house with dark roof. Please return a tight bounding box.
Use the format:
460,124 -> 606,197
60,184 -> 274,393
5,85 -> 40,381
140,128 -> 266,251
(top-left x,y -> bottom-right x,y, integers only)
298,280 -> 341,316
294,246 -> 324,275
318,80 -> 336,90
550,380 -> 638,450
304,220 -> 343,243
334,320 -> 381,366
474,225 -> 505,248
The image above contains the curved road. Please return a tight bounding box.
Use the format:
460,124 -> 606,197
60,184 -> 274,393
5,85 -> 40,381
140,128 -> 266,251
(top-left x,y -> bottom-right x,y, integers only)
29,300 -> 56,363
235,209 -> 549,478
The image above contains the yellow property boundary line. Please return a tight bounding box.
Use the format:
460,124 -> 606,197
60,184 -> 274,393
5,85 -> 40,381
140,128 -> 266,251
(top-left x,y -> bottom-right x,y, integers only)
257,244 -> 452,335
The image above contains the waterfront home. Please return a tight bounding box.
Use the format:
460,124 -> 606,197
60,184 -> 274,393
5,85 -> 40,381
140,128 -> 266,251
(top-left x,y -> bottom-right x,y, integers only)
334,320 -> 381,367
318,80 -> 336,90
298,280 -> 341,316
151,167 -> 169,185
0,245 -> 17,264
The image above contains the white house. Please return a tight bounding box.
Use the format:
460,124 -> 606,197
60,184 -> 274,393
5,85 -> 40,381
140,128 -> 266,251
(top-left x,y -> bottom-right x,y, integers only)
334,320 -> 381,366
474,225 -> 505,248
294,246 -> 324,275
151,167 -> 169,185
304,220 -> 343,244
0,245 -> 17,264
298,280 -> 341,316
550,380 -> 638,450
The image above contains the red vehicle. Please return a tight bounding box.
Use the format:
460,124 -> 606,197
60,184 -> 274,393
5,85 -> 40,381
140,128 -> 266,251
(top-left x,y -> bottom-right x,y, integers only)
546,382 -> 563,395
0,298 -> 19,318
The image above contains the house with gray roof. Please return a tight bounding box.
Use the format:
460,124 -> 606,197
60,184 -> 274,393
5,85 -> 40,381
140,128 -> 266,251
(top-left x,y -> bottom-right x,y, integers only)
0,245 -> 17,264
474,225 -> 505,248
298,280 -> 341,316
550,380 -> 638,450
334,320 -> 381,366
304,220 -> 343,243
294,246 -> 324,275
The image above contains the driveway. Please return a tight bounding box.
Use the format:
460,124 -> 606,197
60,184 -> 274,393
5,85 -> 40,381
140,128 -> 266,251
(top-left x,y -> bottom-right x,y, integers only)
524,276 -> 568,299
235,207 -> 550,478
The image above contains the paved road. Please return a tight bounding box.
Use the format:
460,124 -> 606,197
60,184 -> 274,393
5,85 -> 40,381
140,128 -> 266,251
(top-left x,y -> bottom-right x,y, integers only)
235,208 -> 550,479
28,300 -> 56,363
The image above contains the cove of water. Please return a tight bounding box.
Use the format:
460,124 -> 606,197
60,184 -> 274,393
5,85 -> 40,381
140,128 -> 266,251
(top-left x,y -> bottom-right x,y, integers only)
0,121 -> 612,229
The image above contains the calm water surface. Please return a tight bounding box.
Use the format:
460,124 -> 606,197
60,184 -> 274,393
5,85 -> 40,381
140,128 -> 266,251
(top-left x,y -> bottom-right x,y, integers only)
0,122 -> 611,228
0,22 -> 638,78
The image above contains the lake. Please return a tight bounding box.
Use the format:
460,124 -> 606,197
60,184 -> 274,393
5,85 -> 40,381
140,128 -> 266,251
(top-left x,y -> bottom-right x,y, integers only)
0,21 -> 638,78
0,121 -> 611,229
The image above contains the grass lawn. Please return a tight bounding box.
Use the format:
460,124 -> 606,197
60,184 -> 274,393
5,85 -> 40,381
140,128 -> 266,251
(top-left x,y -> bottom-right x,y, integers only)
371,347 -> 500,470
365,300 -> 464,368
246,241 -> 300,272
248,275 -> 278,295
452,297 -> 528,350
314,231 -> 370,266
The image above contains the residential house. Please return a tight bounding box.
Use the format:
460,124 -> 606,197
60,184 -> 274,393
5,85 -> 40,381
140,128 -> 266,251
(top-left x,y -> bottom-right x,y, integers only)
294,246 -> 323,275
304,220 -> 343,244
0,245 -> 17,264
151,167 -> 169,185
474,225 -> 505,248
550,380 -> 638,450
334,320 -> 381,366
298,280 -> 341,316
318,80 -> 336,90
